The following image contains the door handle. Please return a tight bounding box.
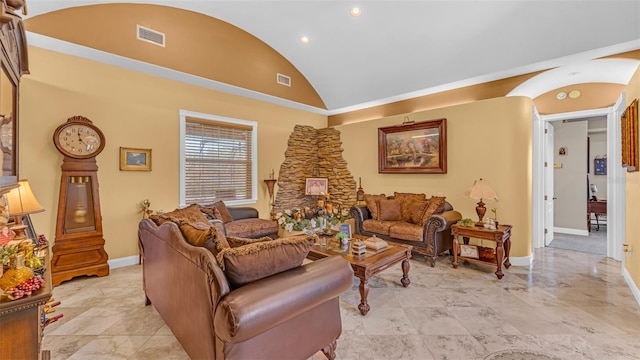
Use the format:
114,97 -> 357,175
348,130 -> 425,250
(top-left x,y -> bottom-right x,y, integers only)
553,197 -> 557,200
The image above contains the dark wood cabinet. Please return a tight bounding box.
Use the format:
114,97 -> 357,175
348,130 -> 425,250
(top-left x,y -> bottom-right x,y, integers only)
0,253 -> 52,360
0,2 -> 50,359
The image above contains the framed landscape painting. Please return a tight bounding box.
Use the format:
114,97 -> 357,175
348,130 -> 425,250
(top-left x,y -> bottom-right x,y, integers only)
120,147 -> 152,171
378,118 -> 447,174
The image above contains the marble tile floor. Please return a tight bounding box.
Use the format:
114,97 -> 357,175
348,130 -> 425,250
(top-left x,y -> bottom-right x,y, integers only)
43,247 -> 640,360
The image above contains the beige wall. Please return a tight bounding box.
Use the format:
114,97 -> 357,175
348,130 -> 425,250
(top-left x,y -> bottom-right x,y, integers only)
337,96 -> 533,259
19,47 -> 326,260
625,66 -> 640,290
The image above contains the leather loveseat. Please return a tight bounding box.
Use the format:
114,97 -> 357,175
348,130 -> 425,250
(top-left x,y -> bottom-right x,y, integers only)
199,202 -> 279,239
138,218 -> 354,359
350,193 -> 461,267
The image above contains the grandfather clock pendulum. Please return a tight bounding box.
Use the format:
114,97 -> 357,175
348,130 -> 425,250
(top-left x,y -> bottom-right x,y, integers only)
51,115 -> 109,286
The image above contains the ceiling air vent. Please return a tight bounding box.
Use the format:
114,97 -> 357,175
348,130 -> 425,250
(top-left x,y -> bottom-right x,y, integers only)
137,25 -> 165,47
276,73 -> 291,87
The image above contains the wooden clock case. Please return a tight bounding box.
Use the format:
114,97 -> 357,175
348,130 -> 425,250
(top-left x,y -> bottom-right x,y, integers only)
51,116 -> 109,286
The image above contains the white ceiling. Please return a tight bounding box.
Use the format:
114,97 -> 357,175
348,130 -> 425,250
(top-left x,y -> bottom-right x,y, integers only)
24,0 -> 640,114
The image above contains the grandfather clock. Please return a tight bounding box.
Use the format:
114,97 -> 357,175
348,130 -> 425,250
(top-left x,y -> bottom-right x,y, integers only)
51,115 -> 108,286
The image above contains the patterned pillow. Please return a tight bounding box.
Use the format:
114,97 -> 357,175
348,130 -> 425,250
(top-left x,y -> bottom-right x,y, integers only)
420,196 -> 447,225
226,236 -> 274,248
200,201 -> 233,224
215,235 -> 316,288
199,205 -> 222,221
394,192 -> 426,203
394,192 -> 427,221
364,194 -> 387,220
151,204 -> 210,226
178,221 -> 230,256
407,200 -> 432,225
376,199 -> 402,221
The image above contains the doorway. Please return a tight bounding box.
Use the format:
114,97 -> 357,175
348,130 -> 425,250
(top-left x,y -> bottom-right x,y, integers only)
546,116 -> 608,255
533,94 -> 627,262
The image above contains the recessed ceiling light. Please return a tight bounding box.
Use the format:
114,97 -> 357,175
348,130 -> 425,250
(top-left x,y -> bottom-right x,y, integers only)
350,7 -> 362,16
556,92 -> 567,100
569,90 -> 581,99
300,36 -> 310,44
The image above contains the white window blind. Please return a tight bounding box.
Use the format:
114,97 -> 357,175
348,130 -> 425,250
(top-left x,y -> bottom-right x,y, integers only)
184,117 -> 253,205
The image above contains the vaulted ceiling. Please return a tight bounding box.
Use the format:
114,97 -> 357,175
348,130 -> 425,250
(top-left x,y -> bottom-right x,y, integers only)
23,1 -> 640,119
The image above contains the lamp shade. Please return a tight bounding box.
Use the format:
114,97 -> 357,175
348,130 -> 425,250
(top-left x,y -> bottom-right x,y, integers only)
465,178 -> 498,201
6,179 -> 44,216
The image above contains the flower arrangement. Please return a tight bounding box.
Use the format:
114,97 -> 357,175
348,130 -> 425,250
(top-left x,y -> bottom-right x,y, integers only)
275,208 -> 310,232
275,205 -> 352,232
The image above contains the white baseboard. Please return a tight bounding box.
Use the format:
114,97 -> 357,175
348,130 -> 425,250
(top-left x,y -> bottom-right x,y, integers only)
509,254 -> 533,266
554,227 -> 589,237
622,267 -> 640,307
108,255 -> 139,269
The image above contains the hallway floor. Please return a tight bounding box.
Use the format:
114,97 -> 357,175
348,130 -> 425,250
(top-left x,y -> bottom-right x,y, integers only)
550,226 -> 607,255
42,246 -> 640,359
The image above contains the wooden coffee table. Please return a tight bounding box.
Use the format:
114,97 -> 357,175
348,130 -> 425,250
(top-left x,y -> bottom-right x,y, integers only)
307,234 -> 412,315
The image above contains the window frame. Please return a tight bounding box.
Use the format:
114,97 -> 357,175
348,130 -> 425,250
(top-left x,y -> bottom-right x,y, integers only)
179,109 -> 258,207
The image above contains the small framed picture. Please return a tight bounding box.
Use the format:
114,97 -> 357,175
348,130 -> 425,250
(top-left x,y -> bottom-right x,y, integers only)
594,158 -> 606,175
305,177 -> 328,195
120,147 -> 152,171
460,244 -> 479,259
339,223 -> 352,238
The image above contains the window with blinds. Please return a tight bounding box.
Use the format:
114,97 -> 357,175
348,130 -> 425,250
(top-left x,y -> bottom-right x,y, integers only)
183,116 -> 255,205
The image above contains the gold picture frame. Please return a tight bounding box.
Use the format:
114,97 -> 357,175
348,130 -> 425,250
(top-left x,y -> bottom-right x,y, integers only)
120,147 -> 152,171
621,98 -> 638,171
378,118 -> 447,174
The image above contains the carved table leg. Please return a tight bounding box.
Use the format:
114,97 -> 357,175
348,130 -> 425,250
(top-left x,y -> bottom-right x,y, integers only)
358,277 -> 370,315
495,240 -> 504,279
401,258 -> 411,287
503,236 -> 511,269
322,340 -> 337,360
452,236 -> 459,268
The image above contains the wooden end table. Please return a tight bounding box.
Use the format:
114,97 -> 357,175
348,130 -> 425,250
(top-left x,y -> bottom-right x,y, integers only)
307,234 -> 412,315
451,224 -> 512,279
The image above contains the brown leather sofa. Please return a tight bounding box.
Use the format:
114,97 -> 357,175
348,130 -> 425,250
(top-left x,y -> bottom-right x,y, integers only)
211,206 -> 279,239
350,198 -> 461,267
138,219 -> 354,360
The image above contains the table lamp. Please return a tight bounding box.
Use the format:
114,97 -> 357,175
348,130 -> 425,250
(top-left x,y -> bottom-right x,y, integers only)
6,179 -> 44,240
590,184 -> 598,201
465,178 -> 498,226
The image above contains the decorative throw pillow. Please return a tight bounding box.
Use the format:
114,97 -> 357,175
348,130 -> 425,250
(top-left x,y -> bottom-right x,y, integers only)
226,236 -> 274,248
199,205 -> 223,221
420,196 -> 447,225
394,192 -> 426,203
364,194 -> 387,220
215,235 -> 316,288
376,199 -> 402,221
151,204 -> 210,226
407,200 -> 432,225
394,192 -> 427,221
178,221 -> 230,255
211,201 -> 234,224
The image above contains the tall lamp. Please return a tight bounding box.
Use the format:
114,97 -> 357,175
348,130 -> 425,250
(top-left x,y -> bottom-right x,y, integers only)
465,178 -> 498,226
6,179 -> 44,240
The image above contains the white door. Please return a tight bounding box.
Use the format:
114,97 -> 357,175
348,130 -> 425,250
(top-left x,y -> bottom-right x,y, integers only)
544,121 -> 555,246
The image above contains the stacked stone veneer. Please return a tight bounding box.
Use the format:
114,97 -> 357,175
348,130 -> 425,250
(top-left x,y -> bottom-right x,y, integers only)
273,125 -> 357,212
